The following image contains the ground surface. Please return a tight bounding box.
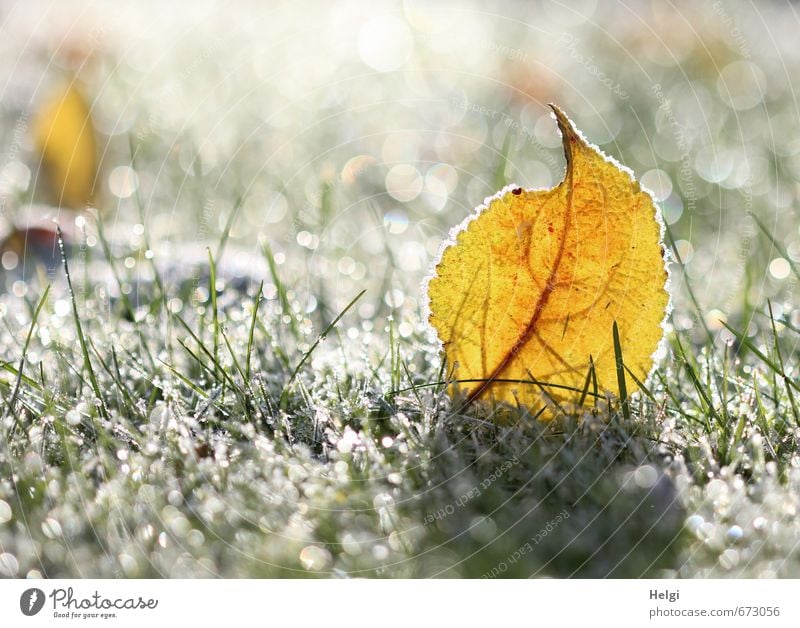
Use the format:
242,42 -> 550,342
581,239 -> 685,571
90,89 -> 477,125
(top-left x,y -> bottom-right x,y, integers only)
1,1 -> 799,577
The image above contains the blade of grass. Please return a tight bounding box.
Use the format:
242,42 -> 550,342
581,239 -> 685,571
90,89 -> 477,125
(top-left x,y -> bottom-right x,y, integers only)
246,281 -> 263,381
612,321 -> 630,422
172,316 -> 241,395
578,355 -> 598,407
207,248 -> 220,382
215,192 -> 245,264
95,211 -> 155,369
57,226 -> 108,420
5,284 -> 51,430
665,224 -> 714,345
767,300 -> 800,426
400,359 -> 423,408
674,335 -> 717,433
158,358 -> 210,399
753,214 -> 800,280
621,362 -> 657,403
87,337 -> 138,417
525,369 -> 568,419
280,289 -> 365,408
261,239 -> 299,340
720,320 -> 800,395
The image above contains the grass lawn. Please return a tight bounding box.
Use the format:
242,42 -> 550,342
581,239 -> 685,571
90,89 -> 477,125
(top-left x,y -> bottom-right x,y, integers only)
1,1 -> 799,578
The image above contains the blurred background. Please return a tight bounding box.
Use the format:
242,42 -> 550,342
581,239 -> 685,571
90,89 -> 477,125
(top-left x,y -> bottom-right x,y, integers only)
0,0 -> 796,343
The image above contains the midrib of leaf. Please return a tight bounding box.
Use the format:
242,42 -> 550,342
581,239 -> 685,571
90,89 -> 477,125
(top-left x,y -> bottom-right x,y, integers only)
467,106 -> 578,404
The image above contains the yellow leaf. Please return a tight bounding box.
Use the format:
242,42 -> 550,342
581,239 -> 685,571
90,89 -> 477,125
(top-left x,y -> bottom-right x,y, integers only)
33,80 -> 97,209
424,104 -> 669,417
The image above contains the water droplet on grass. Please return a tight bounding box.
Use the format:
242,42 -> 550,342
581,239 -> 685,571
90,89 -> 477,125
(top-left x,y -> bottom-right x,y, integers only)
299,545 -> 330,571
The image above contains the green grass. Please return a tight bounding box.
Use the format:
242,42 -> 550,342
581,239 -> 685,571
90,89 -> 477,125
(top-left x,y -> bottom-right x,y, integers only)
0,231 -> 798,577
1,1 -> 799,579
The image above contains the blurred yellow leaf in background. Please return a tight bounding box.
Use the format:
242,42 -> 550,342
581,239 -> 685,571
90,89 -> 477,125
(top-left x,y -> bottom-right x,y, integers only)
32,80 -> 97,209
425,104 -> 669,417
